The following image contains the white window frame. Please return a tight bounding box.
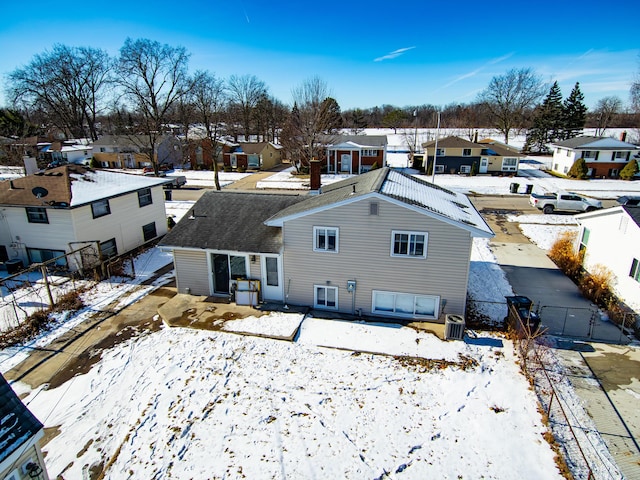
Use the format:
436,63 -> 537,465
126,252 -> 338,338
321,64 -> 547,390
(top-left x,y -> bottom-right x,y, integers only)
372,290 -> 440,319
614,151 -> 626,159
460,165 -> 471,173
91,199 -> 111,218
361,149 -> 378,157
314,285 -> 338,309
313,226 -> 339,253
434,164 -> 445,173
391,230 -> 428,258
630,258 -> 640,283
502,157 -> 518,171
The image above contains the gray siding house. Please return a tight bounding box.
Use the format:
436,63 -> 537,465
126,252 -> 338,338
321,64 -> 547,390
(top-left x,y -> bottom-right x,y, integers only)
160,168 -> 493,321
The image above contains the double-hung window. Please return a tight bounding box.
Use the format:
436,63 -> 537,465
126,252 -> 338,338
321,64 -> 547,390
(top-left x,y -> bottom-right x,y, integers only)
138,188 -> 152,207
391,231 -> 427,258
26,207 -> 48,224
462,148 -> 472,156
361,149 -> 378,157
142,222 -> 157,241
314,227 -> 338,253
91,199 -> 111,218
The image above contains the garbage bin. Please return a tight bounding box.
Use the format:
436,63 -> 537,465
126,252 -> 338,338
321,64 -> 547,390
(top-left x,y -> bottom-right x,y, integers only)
525,184 -> 533,194
164,189 -> 172,201
5,259 -> 23,274
509,183 -> 520,194
505,296 -> 540,334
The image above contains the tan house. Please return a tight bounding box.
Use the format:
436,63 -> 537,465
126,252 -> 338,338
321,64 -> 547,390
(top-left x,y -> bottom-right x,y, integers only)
422,136 -> 521,175
92,135 -> 183,169
160,167 -> 493,321
223,142 -> 283,170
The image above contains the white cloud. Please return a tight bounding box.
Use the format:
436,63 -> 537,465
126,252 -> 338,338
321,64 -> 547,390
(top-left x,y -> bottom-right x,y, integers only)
374,46 -> 416,62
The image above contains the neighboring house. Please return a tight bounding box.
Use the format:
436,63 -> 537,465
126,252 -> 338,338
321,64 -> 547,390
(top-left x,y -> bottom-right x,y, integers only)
421,136 -> 521,175
160,167 -> 494,321
223,142 -> 283,170
92,135 -> 182,169
0,165 -> 169,271
41,142 -> 93,166
575,206 -> 640,316
187,138 -> 236,170
0,374 -> 49,480
550,135 -> 640,178
324,135 -> 388,174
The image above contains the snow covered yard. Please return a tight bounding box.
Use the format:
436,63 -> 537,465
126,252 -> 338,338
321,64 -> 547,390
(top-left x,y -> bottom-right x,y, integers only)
19,325 -> 563,479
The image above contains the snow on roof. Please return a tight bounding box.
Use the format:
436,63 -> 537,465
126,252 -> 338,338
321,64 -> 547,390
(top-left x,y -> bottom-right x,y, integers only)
69,169 -> 168,206
553,136 -> 639,150
382,169 -> 494,236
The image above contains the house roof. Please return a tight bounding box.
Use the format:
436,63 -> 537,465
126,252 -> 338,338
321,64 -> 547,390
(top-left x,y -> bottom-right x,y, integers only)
92,134 -> 177,150
0,374 -> 44,464
266,168 -> 494,238
422,136 -> 478,149
237,142 -> 272,154
576,205 -> 640,229
551,136 -> 639,150
322,134 -> 387,148
0,165 -> 168,208
159,191 -> 306,253
477,138 -> 522,156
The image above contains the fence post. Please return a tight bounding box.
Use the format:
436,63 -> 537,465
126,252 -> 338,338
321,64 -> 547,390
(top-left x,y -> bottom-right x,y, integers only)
547,390 -> 554,417
40,263 -> 54,308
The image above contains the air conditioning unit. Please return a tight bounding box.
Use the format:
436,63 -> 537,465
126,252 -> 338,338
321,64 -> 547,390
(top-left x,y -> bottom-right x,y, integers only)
445,314 -> 465,340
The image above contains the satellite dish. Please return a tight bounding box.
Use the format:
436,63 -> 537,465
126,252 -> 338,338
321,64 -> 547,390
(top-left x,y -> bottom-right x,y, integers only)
32,186 -> 49,198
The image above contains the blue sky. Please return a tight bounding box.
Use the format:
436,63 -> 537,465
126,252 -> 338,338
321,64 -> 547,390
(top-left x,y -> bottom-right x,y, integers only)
1,0 -> 637,111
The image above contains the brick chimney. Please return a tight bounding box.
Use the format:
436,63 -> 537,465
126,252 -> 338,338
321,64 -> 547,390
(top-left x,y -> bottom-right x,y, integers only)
309,159 -> 321,194
620,131 -> 627,142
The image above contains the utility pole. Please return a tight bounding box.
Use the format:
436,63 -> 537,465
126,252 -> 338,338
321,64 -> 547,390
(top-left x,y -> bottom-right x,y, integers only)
431,111 -> 441,184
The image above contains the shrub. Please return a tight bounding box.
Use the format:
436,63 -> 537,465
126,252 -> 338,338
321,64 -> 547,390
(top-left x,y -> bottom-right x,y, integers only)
548,232 -> 583,280
567,158 -> 588,179
579,264 -> 613,305
619,159 -> 639,180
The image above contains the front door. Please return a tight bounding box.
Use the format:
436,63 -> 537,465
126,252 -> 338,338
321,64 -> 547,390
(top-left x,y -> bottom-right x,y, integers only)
212,254 -> 229,294
261,255 -> 283,301
341,154 -> 351,173
479,157 -> 488,174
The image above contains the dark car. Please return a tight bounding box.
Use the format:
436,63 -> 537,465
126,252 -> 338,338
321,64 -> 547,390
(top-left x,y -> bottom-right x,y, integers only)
616,195 -> 640,206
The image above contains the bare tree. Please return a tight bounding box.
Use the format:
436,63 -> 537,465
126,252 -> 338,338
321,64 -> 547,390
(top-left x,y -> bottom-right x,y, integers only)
282,76 -> 338,170
227,74 -> 267,141
190,70 -> 227,190
7,44 -> 112,141
478,68 -> 545,144
593,96 -> 622,136
116,38 -> 190,174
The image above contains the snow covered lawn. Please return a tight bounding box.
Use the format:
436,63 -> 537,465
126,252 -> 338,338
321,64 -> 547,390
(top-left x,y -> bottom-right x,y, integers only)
20,325 -> 563,479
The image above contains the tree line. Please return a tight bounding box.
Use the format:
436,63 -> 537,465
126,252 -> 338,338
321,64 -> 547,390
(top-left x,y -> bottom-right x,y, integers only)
3,39 -> 639,170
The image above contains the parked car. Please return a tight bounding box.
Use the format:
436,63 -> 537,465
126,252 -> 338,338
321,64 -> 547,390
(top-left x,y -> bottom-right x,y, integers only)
142,163 -> 174,174
529,191 -> 602,214
616,195 -> 640,206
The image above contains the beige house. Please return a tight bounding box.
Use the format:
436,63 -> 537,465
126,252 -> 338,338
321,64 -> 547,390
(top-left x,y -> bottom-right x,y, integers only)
422,136 -> 521,175
223,142 -> 283,170
160,168 -> 493,321
0,165 -> 169,270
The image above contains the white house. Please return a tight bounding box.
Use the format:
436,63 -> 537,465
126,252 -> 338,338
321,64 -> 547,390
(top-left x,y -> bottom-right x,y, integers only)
550,135 -> 640,178
575,206 -> 640,317
0,165 -> 169,271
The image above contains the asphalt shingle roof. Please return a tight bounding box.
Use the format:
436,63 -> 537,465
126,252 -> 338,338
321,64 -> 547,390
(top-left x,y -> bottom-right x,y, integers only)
159,191 -> 306,253
267,168 -> 494,237
0,165 -> 168,208
0,374 -> 43,464
552,136 -> 639,150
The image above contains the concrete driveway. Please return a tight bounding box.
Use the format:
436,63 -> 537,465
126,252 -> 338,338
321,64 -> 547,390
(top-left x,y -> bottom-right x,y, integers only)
481,210 -> 629,344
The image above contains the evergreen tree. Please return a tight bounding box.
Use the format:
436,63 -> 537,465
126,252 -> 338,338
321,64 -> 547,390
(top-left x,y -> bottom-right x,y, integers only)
562,83 -> 587,139
567,157 -> 589,179
619,159 -> 639,180
525,81 -> 563,152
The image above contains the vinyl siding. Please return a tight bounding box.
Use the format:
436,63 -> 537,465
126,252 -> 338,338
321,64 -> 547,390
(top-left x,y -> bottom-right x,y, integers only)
281,197 -> 472,318
173,249 -> 210,295
579,211 -> 640,312
70,186 -> 167,255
